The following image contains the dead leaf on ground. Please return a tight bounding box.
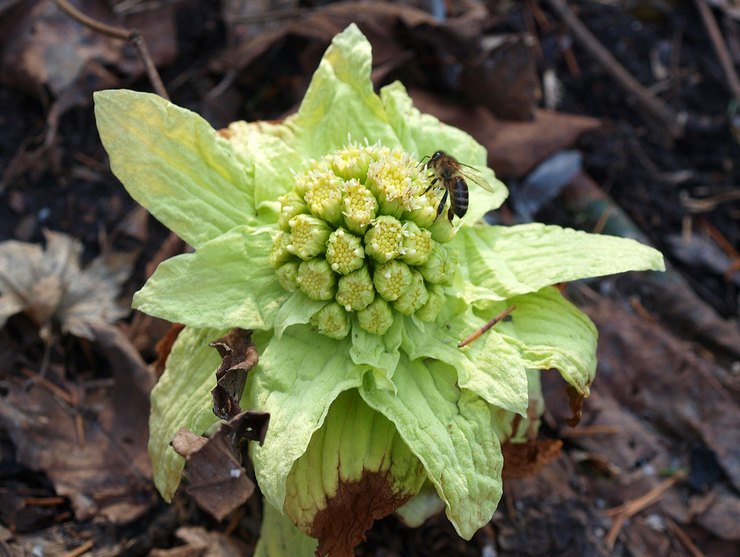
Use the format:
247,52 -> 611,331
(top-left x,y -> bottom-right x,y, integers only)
0,0 -> 176,97
0,323 -> 155,523
150,525 -> 252,557
171,411 -> 269,522
0,230 -> 134,341
587,297 -> 740,491
411,88 -> 601,179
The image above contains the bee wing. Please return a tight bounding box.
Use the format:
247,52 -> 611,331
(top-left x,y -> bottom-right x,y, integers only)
458,163 -> 498,193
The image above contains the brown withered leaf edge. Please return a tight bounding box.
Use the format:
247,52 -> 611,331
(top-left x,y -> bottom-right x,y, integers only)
153,322 -> 185,377
312,470 -> 412,557
210,328 -> 259,420
566,384 -> 585,427
502,439 -> 564,480
171,411 -> 270,522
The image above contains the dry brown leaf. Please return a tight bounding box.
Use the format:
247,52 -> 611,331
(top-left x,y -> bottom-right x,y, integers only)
0,230 -> 133,340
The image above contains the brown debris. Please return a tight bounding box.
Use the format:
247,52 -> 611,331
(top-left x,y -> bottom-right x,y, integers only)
0,323 -> 155,523
209,329 -> 259,420
150,526 -> 252,557
565,384 -> 585,427
501,439 -> 563,480
312,470 -> 412,557
153,323 -> 185,377
171,411 -> 269,522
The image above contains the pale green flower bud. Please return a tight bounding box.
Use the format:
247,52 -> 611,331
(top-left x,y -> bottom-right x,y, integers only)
335,265 -> 375,311
373,260 -> 412,302
328,143 -> 372,181
278,192 -> 308,232
287,214 -> 331,260
297,258 -> 337,301
342,179 -> 378,235
269,231 -> 294,268
303,166 -> 345,226
393,270 -> 429,315
311,302 -> 351,339
417,242 -> 452,284
429,216 -> 455,243
366,148 -> 425,217
414,283 -> 445,322
276,261 -> 300,292
325,228 -> 364,275
357,297 -> 394,335
400,221 -> 433,266
403,188 -> 438,229
364,215 -> 403,263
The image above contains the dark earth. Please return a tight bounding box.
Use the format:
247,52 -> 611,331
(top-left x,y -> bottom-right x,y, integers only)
1,1 -> 738,556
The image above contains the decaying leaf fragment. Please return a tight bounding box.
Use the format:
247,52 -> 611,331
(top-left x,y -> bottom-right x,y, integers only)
0,230 -> 132,340
210,329 -> 259,420
171,411 -> 269,521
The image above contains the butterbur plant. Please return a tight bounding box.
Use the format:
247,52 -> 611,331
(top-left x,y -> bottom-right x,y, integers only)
95,25 -> 664,556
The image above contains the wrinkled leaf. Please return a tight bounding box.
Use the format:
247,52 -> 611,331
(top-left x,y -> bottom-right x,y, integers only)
285,389 -> 426,556
0,230 -> 131,340
95,90 -> 256,248
149,326 -> 227,501
452,223 -> 665,302
360,357 -> 502,539
245,324 -> 365,512
134,226 -> 287,331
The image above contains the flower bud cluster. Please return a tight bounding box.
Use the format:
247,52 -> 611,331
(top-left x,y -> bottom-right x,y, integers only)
270,143 -> 455,338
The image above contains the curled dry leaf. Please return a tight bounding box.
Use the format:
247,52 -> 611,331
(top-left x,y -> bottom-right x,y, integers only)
0,230 -> 133,340
171,411 -> 270,522
210,329 -> 259,420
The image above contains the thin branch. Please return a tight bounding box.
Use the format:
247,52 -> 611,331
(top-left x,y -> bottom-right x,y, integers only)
53,0 -> 169,100
694,0 -> 740,104
458,305 -> 516,348
543,0 -> 685,138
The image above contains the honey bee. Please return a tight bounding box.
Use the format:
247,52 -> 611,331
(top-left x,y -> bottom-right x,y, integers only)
422,151 -> 495,222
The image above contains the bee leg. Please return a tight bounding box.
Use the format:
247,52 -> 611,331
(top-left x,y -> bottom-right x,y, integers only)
447,206 -> 454,222
423,177 -> 438,194
435,189 -> 448,220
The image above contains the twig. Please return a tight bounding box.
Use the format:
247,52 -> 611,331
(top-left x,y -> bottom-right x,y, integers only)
604,470 -> 687,549
63,540 -> 94,557
53,0 -> 169,100
666,517 -> 706,557
694,0 -> 740,104
543,0 -> 685,138
458,305 -> 516,348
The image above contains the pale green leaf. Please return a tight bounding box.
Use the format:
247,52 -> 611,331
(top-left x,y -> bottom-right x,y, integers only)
379,81 -> 508,223
225,121 -> 306,222
349,314 -> 403,378
245,325 -> 364,511
148,326 -> 227,500
133,226 -> 288,330
94,90 -> 256,248
451,223 -> 666,302
360,357 -> 503,539
403,307 -> 529,415
273,291 -> 327,337
287,24 -> 399,157
395,481 -> 445,528
285,389 -> 426,538
254,499 -> 318,557
480,287 -> 599,396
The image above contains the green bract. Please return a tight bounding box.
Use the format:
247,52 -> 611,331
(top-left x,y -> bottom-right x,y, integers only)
95,24 -> 665,556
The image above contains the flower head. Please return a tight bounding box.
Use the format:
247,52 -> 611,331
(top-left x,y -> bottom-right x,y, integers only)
95,23 -> 665,557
